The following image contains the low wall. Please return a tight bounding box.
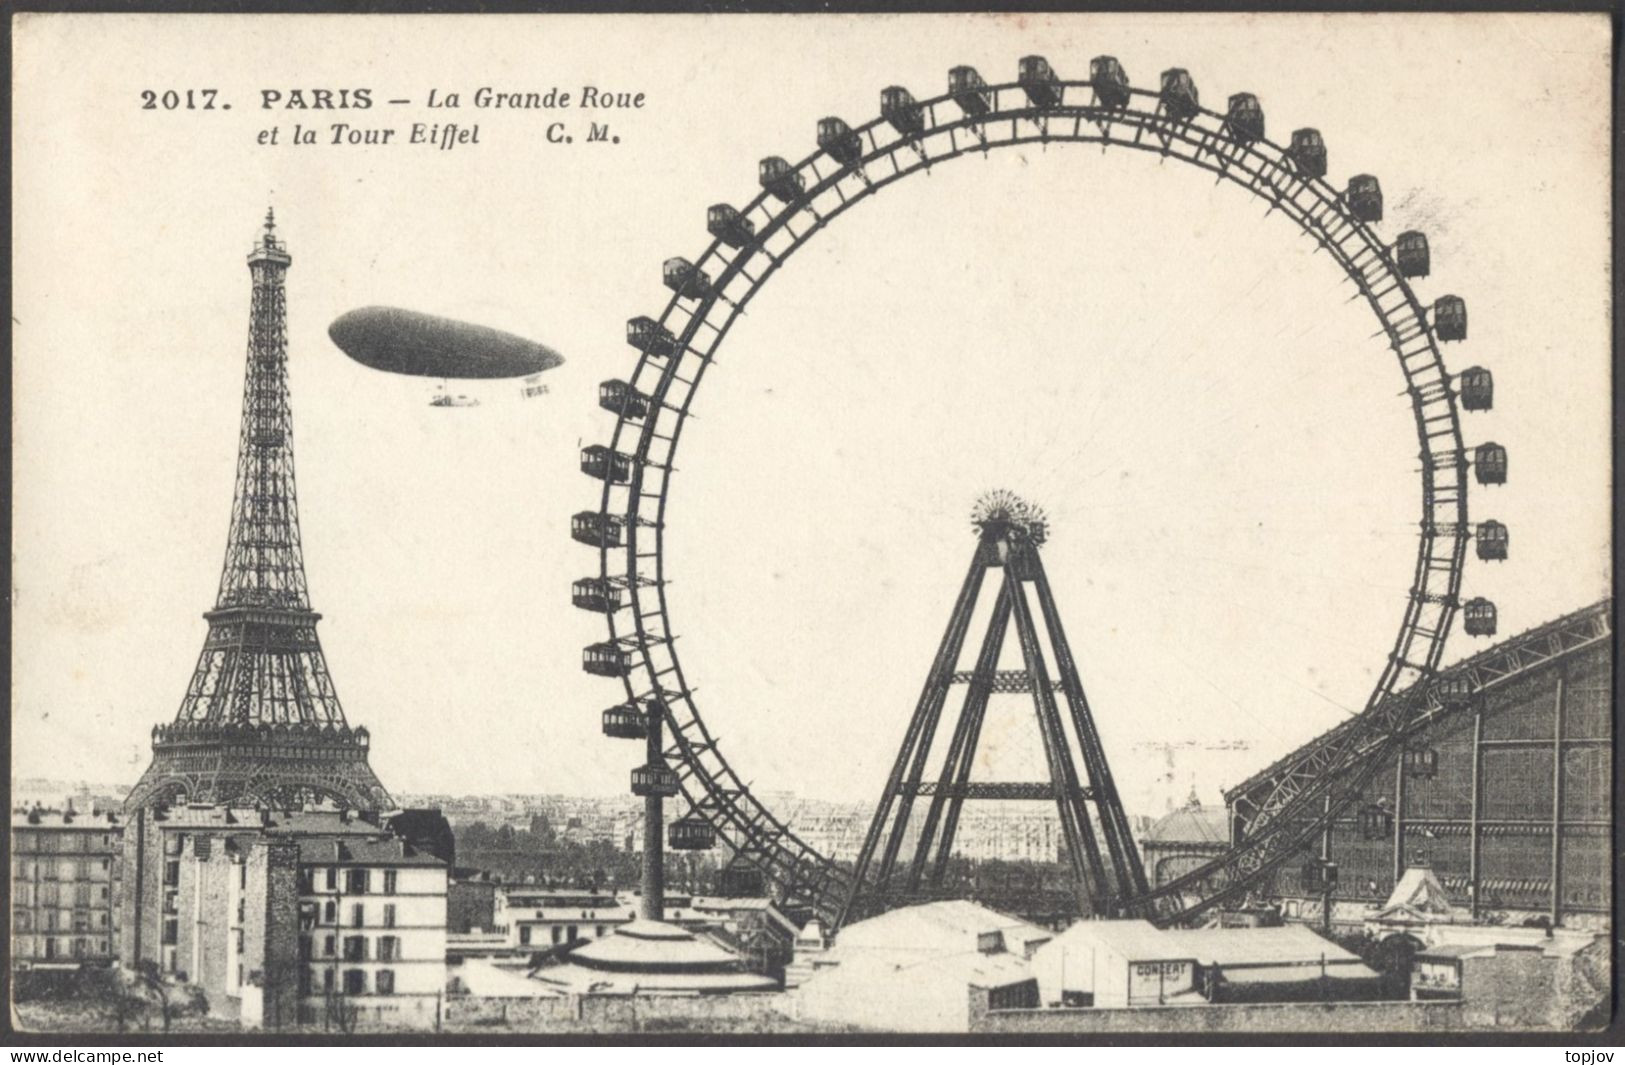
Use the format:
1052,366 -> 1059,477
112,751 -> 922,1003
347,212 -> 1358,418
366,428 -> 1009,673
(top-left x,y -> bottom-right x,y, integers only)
444,993 -> 799,1033
973,1000 -> 1465,1035
444,996 -> 571,1029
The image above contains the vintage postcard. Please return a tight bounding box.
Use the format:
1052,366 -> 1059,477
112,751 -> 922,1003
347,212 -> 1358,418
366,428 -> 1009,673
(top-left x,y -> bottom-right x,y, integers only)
7,9 -> 1614,1042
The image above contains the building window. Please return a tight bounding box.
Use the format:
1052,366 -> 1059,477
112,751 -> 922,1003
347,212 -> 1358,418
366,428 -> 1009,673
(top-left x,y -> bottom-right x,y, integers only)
520,925 -> 531,945
375,970 -> 395,996
377,936 -> 399,962
345,869 -> 369,894
162,861 -> 179,887
297,868 -> 314,893
298,968 -> 312,996
596,925 -> 606,938
383,904 -> 396,929
342,935 -> 366,961
322,969 -> 334,993
351,903 -> 365,928
299,936 -> 312,960
383,870 -> 398,894
568,925 -> 579,941
161,919 -> 177,946
323,935 -> 335,957
551,926 -> 562,945
323,901 -> 336,924
325,868 -> 337,891
343,969 -> 366,996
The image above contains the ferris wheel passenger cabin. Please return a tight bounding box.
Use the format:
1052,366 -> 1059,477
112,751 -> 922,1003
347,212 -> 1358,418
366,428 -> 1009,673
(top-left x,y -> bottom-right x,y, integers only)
669,816 -> 717,851
949,65 -> 992,117
602,703 -> 648,740
581,445 -> 634,484
1358,801 -> 1394,841
1456,366 -> 1493,411
632,763 -> 680,798
1018,55 -> 1062,109
583,641 -> 634,677
1300,859 -> 1338,893
1223,93 -> 1265,143
1462,598 -> 1498,637
599,379 -> 650,419
1345,174 -> 1383,222
1089,56 -> 1130,109
1474,442 -> 1507,485
572,578 -> 624,614
1433,296 -> 1468,342
817,117 -> 864,166
627,316 -> 676,358
1433,673 -> 1473,711
881,86 -> 925,137
572,510 -> 624,549
1287,128 -> 1327,178
1158,68 -> 1200,121
1404,746 -> 1438,780
707,204 -> 757,249
663,257 -> 713,301
1475,520 -> 1508,561
1395,231 -> 1430,278
759,156 -> 805,205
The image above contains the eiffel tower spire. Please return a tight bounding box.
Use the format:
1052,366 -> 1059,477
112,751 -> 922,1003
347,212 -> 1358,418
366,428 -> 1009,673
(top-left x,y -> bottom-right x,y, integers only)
838,493 -> 1149,927
126,212 -> 390,812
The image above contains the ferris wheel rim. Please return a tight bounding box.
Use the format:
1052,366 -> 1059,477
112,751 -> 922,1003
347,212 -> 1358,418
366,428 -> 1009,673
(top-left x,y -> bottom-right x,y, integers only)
586,70 -> 1471,923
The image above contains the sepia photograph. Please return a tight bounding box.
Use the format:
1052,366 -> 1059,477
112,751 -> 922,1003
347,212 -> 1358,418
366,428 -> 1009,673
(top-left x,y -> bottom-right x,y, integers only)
6,8 -> 1616,1044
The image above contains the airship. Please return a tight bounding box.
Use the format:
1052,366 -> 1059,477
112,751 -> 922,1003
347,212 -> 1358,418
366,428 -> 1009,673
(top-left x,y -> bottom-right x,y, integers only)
329,306 -> 564,381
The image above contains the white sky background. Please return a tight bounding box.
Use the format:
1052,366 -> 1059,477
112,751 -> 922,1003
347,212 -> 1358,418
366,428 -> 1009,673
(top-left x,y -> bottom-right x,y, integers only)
11,14 -> 1611,813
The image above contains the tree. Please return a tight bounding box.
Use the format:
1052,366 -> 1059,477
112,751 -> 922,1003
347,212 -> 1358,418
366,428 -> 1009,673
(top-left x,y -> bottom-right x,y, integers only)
324,983 -> 358,1034
135,961 -> 176,1033
529,812 -> 557,845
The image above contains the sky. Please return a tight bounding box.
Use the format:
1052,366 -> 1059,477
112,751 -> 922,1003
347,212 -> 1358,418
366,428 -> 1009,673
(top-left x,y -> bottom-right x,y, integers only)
11,13 -> 1612,815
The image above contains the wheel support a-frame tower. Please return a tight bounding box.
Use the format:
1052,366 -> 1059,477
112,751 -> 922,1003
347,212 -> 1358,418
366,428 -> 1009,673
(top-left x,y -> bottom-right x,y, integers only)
839,493 -> 1148,928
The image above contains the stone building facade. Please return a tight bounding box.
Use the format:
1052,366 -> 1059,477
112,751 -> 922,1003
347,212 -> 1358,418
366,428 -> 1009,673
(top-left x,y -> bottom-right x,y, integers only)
10,808 -> 123,969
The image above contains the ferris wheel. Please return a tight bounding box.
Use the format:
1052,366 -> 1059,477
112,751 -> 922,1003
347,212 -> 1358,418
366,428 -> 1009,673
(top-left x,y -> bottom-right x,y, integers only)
572,55 -> 1504,928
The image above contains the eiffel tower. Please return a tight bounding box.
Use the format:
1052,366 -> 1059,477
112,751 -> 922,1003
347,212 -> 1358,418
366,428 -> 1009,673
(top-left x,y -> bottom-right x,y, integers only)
839,492 -> 1148,926
125,211 -> 390,812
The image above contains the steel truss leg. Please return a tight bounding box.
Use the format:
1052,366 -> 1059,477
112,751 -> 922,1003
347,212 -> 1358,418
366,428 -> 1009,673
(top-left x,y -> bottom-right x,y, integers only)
1030,556 -> 1152,908
907,581 -> 1015,889
839,549 -> 990,927
1005,565 -> 1110,916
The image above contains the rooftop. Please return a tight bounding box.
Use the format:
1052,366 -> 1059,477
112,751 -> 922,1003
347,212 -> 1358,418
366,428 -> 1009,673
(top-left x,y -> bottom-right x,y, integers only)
1040,919 -> 1365,969
1142,804 -> 1229,847
294,836 -> 446,867
528,918 -> 778,995
11,808 -> 122,830
837,899 -> 1052,958
1226,598 -> 1611,805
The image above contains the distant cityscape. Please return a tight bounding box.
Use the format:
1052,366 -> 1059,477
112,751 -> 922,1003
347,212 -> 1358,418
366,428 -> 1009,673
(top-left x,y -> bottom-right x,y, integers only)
12,778 -> 1145,867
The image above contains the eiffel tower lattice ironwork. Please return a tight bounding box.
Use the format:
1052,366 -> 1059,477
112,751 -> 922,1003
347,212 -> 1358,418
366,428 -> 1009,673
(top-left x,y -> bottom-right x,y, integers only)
838,492 -> 1149,927
125,211 -> 391,812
